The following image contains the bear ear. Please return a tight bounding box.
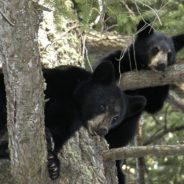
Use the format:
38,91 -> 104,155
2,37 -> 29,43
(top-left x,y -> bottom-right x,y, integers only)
92,62 -> 115,85
137,19 -> 154,38
172,34 -> 184,52
125,95 -> 147,118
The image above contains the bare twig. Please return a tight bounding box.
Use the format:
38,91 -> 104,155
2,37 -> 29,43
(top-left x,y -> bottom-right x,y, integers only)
0,10 -> 15,26
90,0 -> 104,29
143,125 -> 184,145
121,1 -> 135,16
81,33 -> 93,71
142,3 -> 162,25
45,23 -> 80,51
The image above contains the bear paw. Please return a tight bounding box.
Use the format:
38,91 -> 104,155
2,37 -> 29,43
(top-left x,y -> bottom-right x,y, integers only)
48,151 -> 60,180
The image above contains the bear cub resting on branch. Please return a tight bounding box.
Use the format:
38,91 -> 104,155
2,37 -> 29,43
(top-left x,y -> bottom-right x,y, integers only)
94,19 -> 184,184
0,62 -> 146,180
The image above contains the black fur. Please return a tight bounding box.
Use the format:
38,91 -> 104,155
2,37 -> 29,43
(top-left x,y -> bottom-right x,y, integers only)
94,20 -> 184,184
0,62 -> 146,180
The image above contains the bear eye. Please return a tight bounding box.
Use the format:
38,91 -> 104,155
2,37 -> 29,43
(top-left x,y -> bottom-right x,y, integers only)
151,46 -> 159,55
112,115 -> 119,123
99,105 -> 106,112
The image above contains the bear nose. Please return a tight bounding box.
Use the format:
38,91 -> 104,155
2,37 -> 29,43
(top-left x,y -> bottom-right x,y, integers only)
156,63 -> 166,71
95,127 -> 108,136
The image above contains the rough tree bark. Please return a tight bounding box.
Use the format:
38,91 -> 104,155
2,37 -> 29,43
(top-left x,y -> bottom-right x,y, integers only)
0,1 -> 47,184
118,63 -> 184,90
0,0 -> 118,183
36,2 -> 184,182
38,1 -> 118,184
86,31 -> 132,59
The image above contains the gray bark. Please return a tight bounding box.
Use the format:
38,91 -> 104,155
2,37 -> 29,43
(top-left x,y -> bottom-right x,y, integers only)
119,63 -> 184,90
103,145 -> 184,161
134,120 -> 145,184
0,1 -> 47,184
59,127 -> 117,184
86,31 -> 132,59
0,0 -> 118,183
38,1 -> 119,183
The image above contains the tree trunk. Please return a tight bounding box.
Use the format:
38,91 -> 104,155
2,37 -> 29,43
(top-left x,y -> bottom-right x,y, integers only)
38,1 -> 118,183
0,1 -> 47,184
0,1 -> 118,183
59,128 -> 117,184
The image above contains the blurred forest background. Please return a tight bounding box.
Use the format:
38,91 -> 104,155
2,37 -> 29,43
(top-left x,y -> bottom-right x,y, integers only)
52,0 -> 184,183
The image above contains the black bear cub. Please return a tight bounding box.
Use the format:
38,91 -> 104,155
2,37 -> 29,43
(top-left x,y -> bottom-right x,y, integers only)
97,20 -> 184,114
94,20 -> 184,184
0,62 -> 146,180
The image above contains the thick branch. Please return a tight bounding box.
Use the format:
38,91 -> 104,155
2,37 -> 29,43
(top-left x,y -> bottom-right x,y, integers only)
103,145 -> 184,161
119,63 -> 184,90
86,31 -> 131,58
86,31 -> 131,51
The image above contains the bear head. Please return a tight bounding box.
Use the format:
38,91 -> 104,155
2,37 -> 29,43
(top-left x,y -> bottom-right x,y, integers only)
74,62 -> 146,136
134,20 -> 184,71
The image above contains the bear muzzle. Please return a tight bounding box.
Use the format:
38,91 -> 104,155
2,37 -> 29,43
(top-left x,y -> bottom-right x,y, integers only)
95,127 -> 108,136
149,51 -> 168,71
156,62 -> 166,71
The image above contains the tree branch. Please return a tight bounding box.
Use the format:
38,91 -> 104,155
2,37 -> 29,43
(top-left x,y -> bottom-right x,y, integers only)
103,145 -> 184,161
86,31 -> 131,59
119,63 -> 184,90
